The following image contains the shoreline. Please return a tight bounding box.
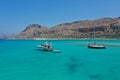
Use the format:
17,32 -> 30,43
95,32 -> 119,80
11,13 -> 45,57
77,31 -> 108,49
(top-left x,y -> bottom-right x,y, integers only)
8,38 -> 120,40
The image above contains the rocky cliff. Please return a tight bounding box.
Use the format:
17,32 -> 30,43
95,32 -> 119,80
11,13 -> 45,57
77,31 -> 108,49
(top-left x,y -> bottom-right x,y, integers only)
14,17 -> 120,39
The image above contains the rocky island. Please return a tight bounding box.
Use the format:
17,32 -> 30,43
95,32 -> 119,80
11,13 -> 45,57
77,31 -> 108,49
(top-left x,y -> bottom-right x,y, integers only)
13,17 -> 120,39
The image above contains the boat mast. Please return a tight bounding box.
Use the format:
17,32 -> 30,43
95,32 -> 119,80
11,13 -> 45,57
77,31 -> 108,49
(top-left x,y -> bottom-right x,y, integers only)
93,26 -> 96,44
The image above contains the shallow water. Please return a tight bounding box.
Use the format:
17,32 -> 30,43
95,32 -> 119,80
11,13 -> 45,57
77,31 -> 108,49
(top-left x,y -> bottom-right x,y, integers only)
0,40 -> 120,80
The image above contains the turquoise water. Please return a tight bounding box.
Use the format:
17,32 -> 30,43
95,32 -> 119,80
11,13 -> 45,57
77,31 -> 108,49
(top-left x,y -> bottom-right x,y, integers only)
0,40 -> 120,80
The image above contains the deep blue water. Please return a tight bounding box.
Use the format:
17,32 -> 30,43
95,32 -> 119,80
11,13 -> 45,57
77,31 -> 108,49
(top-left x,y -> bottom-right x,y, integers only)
0,40 -> 120,80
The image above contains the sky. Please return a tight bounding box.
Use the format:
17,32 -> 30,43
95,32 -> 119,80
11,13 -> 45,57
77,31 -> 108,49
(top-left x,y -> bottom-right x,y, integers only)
0,0 -> 120,35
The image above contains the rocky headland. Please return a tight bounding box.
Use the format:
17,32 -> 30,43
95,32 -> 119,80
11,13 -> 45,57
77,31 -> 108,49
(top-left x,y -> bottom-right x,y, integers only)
14,17 -> 120,39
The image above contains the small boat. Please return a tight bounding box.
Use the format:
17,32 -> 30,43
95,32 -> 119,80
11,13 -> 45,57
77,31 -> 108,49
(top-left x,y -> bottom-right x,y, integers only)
37,42 -> 53,51
88,43 -> 106,49
53,50 -> 61,53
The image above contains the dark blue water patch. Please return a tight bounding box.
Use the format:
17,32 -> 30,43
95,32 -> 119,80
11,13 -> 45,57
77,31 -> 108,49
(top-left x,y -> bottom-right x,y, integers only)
88,66 -> 120,80
89,74 -> 104,80
64,56 -> 84,74
107,66 -> 120,80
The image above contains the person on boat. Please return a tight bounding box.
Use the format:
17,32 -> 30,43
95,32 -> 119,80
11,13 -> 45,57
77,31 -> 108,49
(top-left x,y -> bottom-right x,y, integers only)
48,44 -> 53,50
45,42 -> 53,51
47,44 -> 50,48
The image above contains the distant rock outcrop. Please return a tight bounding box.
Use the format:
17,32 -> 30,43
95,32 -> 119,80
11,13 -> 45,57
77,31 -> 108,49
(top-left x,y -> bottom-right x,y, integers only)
15,24 -> 50,38
14,17 -> 120,39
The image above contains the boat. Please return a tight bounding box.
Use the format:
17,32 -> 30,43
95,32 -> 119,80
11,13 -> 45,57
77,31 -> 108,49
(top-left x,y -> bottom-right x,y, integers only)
37,42 -> 53,51
88,43 -> 106,49
88,26 -> 106,49
37,41 -> 62,53
53,50 -> 61,53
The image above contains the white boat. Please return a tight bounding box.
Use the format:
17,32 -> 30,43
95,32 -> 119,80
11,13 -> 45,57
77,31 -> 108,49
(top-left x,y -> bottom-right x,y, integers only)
53,50 -> 61,53
88,43 -> 106,49
88,26 -> 106,49
37,41 -> 62,53
37,42 -> 53,51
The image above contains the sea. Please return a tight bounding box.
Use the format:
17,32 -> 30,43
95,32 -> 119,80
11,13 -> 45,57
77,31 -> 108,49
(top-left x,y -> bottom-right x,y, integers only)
0,39 -> 120,80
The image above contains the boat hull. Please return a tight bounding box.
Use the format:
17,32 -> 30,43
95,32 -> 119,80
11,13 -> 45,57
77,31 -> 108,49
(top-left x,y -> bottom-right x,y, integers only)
88,44 -> 106,49
37,45 -> 53,51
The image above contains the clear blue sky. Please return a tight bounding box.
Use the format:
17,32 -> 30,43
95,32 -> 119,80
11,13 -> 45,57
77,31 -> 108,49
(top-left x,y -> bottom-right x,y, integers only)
0,0 -> 120,35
